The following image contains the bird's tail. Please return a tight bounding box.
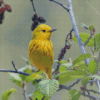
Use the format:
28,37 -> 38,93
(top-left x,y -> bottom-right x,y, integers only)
44,67 -> 52,79
48,68 -> 52,79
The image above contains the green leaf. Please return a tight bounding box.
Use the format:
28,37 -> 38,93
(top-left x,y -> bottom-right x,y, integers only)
73,54 -> 91,66
94,33 -> 100,52
19,65 -> 33,81
28,90 -> 44,100
89,25 -> 94,31
68,89 -> 81,100
74,69 -> 87,76
59,65 -> 67,73
82,76 -> 92,86
58,71 -> 84,84
58,60 -> 68,64
26,73 -> 42,83
58,64 -> 88,84
88,60 -> 97,74
59,62 -> 73,73
1,88 -> 16,100
58,71 -> 75,84
73,33 -> 94,46
73,61 -> 85,67
9,73 -> 22,87
36,79 -> 59,98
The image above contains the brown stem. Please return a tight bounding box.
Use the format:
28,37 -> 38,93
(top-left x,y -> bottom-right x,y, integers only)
22,81 -> 28,100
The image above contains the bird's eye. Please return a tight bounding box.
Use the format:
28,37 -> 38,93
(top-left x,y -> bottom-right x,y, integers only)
42,30 -> 46,32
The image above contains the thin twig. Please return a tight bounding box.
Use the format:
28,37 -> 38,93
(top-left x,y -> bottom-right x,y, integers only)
30,0 -> 37,14
81,92 -> 100,100
49,0 -> 69,11
23,81 -> 28,100
84,34 -> 92,46
58,79 -> 82,91
0,61 -> 30,76
12,61 -> 18,71
82,87 -> 100,95
58,84 -> 71,91
69,78 -> 82,88
84,79 -> 95,87
65,28 -> 73,46
0,69 -> 30,76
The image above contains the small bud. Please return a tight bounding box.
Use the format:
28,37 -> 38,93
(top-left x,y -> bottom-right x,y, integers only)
5,4 -> 12,12
38,16 -> 46,23
65,45 -> 70,49
31,21 -> 38,31
32,14 -> 38,22
80,87 -> 84,90
0,7 -> 6,13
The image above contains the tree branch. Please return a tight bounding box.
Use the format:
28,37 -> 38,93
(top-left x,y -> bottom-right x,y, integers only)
94,51 -> 100,93
81,92 -> 100,100
49,0 -> 69,11
0,61 -> 30,76
58,78 -> 82,91
0,69 -> 30,76
65,28 -> 73,46
12,61 -> 18,71
66,0 -> 90,64
58,80 -> 99,100
69,78 -> 82,88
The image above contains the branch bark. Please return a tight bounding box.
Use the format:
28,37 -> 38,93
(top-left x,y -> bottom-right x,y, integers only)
66,0 -> 89,65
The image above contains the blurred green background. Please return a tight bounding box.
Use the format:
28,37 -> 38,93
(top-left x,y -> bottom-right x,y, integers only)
0,0 -> 100,99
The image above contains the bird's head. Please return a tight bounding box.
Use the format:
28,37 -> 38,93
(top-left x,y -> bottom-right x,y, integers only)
32,24 -> 57,40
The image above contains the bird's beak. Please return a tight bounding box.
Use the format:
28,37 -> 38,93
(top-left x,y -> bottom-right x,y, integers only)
49,29 -> 57,32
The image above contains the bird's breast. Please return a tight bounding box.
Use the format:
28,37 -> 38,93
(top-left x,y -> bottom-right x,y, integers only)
28,39 -> 54,70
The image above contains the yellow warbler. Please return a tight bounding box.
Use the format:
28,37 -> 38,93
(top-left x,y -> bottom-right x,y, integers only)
28,24 -> 56,79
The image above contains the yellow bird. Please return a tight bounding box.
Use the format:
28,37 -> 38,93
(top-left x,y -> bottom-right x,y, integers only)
28,24 -> 56,79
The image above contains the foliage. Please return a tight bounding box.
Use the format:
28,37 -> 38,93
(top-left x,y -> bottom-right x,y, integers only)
73,53 -> 91,66
68,89 -> 81,100
94,33 -> 100,52
1,88 -> 16,100
73,33 -> 94,46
